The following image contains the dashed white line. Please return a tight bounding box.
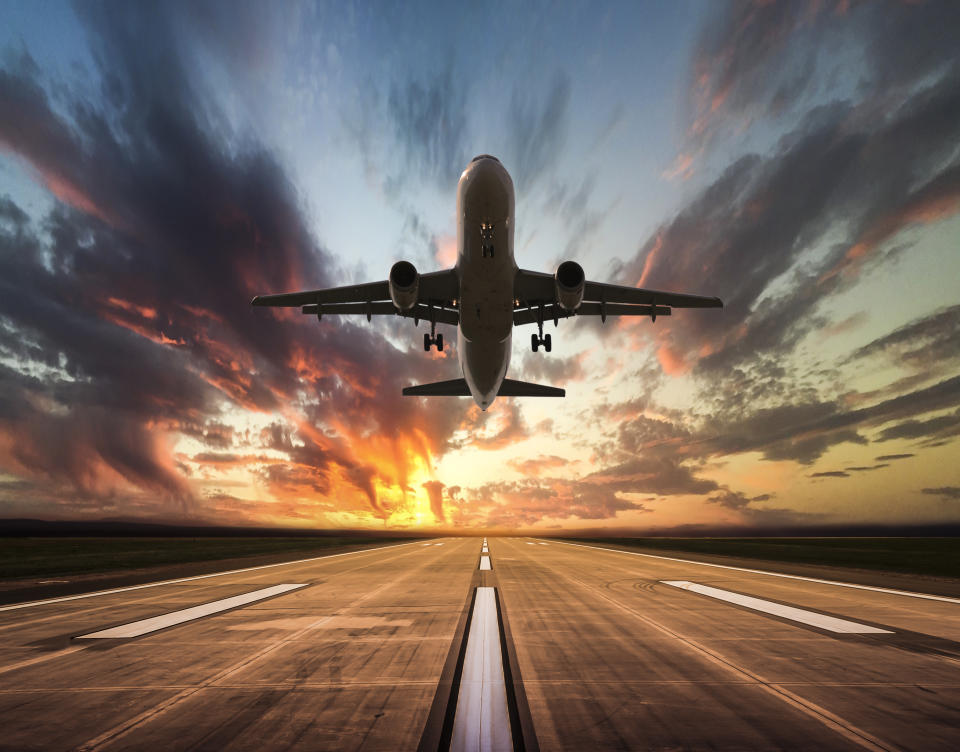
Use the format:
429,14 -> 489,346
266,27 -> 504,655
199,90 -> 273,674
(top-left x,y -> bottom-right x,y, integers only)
662,581 -> 892,634
551,540 -> 960,605
451,587 -> 512,752
480,556 -> 492,571
79,584 -> 308,639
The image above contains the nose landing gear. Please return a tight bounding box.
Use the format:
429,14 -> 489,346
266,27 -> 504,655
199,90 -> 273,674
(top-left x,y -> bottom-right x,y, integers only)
480,222 -> 495,257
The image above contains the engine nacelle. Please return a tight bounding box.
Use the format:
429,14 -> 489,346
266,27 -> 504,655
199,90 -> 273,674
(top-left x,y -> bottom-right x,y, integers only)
554,260 -> 585,311
389,261 -> 419,311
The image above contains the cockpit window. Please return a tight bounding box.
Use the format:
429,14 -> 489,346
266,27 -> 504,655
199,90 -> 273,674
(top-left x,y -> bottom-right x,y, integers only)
471,154 -> 501,163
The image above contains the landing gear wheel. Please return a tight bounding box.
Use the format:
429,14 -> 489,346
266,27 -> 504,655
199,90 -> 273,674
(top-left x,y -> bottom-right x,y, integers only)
531,333 -> 539,352
436,333 -> 444,352
423,333 -> 431,352
544,333 -> 552,352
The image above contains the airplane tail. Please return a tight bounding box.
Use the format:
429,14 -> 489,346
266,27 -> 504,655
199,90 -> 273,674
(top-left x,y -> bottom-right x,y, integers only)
402,378 -> 564,397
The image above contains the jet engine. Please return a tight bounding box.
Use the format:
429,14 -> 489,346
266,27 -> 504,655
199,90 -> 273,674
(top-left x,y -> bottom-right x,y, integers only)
389,260 -> 419,311
554,260 -> 585,311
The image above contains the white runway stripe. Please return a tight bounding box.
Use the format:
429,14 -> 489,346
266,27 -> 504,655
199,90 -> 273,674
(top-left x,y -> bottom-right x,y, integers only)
552,540 -> 960,605
451,587 -> 512,752
662,581 -> 892,634
480,556 -> 492,571
78,584 -> 307,639
525,542 -> 535,545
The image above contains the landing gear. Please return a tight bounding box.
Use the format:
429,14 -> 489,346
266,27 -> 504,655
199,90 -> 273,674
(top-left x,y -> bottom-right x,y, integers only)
531,304 -> 552,352
423,320 -> 443,352
480,222 -> 495,257
531,332 -> 551,352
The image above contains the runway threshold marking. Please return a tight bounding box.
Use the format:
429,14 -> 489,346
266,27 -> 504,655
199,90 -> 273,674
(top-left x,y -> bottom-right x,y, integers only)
662,581 -> 892,634
552,540 -> 960,605
480,556 -> 492,571
0,540 -> 421,613
78,584 -> 308,639
450,587 -> 513,752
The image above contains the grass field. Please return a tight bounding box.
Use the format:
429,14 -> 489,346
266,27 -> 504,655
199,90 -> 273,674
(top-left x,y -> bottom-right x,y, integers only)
0,537 -> 411,581
567,538 -> 960,579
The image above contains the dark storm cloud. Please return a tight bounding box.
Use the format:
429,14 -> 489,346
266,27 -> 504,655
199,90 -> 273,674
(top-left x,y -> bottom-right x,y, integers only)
0,4 -> 469,519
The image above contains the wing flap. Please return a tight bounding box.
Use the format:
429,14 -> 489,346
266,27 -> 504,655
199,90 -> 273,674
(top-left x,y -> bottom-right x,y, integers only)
513,302 -> 671,326
302,302 -> 459,325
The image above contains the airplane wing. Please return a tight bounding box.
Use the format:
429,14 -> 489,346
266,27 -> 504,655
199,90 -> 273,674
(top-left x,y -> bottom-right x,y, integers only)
513,268 -> 721,325
251,269 -> 459,324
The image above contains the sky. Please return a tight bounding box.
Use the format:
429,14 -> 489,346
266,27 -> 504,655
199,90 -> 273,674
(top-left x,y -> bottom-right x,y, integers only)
0,0 -> 958,533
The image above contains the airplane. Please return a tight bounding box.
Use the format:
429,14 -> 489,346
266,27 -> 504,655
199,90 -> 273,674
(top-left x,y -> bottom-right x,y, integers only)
251,155 -> 722,410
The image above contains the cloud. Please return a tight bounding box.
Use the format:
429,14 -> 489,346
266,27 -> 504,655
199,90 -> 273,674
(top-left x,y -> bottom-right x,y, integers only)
506,72 -> 571,190
847,305 -> 960,370
921,487 -> 960,501
810,471 -> 850,478
422,480 -> 446,524
875,453 -> 914,462
0,5 -> 473,524
387,65 -> 468,189
508,454 -> 570,478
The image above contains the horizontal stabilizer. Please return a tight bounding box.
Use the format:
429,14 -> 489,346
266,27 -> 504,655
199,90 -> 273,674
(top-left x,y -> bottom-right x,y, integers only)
402,377 -> 565,397
497,378 -> 565,397
402,378 -> 471,396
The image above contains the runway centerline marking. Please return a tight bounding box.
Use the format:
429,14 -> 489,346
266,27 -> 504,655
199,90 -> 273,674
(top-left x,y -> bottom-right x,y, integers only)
78,584 -> 308,639
451,587 -> 512,752
0,540 -> 421,613
551,540 -> 960,605
480,556 -> 492,571
662,581 -> 892,634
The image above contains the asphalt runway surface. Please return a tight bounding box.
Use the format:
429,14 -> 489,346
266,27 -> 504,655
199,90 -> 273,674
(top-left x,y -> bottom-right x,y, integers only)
1,537 -> 959,751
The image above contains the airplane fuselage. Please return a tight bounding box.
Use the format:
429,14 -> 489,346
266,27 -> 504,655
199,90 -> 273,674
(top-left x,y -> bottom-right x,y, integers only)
455,155 -> 517,410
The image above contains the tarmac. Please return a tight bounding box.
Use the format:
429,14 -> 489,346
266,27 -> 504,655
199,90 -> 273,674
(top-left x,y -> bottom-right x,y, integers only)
1,537 -> 959,750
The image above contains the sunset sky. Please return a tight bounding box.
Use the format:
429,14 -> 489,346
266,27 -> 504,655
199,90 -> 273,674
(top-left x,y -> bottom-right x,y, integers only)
1,1 -> 958,532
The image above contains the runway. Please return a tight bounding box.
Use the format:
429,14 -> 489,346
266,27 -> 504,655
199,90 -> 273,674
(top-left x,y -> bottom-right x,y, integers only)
1,538 -> 959,751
